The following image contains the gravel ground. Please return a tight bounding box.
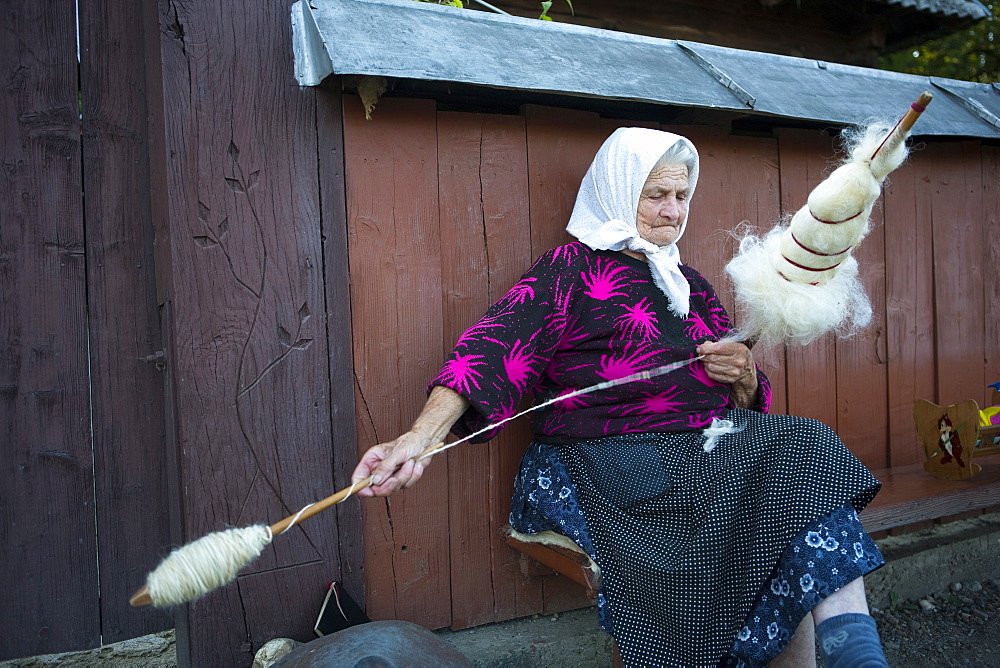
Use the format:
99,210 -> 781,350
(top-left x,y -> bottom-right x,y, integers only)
873,578 -> 1000,667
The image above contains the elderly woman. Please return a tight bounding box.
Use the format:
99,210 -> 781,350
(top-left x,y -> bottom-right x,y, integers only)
351,128 -> 887,667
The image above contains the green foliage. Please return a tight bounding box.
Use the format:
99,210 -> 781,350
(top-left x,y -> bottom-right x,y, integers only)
539,0 -> 574,21
412,0 -> 465,7
879,3 -> 998,83
411,0 -> 574,21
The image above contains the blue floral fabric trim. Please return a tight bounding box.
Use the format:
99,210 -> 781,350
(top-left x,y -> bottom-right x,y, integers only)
725,504 -> 885,667
510,441 -> 608,626
509,441 -> 595,557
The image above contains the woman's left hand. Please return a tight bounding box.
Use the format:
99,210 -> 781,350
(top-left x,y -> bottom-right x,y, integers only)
695,340 -> 755,385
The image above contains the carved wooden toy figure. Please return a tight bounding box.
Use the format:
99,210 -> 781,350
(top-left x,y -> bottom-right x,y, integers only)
914,385 -> 1000,481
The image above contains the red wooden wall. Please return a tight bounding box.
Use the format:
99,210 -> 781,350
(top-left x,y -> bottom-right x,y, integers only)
342,93 -> 1000,630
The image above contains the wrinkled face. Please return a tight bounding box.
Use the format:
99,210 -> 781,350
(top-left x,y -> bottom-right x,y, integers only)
636,163 -> 689,247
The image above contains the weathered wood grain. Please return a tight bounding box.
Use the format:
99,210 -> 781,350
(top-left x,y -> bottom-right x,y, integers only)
343,95 -> 452,629
77,0 -> 172,643
479,115 -> 546,622
316,79 -> 365,609
154,1 -> 344,662
984,145 -> 1000,397
437,111 -> 497,629
726,134 -> 785,404
679,126 -> 788,413
929,142 -> 985,407
882,152 -> 935,468
666,125 -> 732,287
524,105 -> 603,261
524,104 -> 603,615
835,181 -> 889,469
776,129 -> 840,430
0,2 -> 98,659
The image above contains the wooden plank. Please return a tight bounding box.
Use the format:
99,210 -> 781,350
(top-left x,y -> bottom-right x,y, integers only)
492,0 -> 880,67
985,144 -> 1000,397
600,117 -> 659,135
726,132 -> 785,413
882,152 -> 936,468
726,134 -> 785,413
77,0 -> 172,643
930,142 -> 986,407
479,115 -> 545,622
603,121 -> 785,410
437,111 -> 564,629
437,111 -> 497,630
667,126 -> 732,290
524,105 -> 603,261
835,181 -> 889,469
343,95 -> 452,629
0,2 -> 100,659
776,129 -> 839,429
154,1 -> 343,662
523,105 -> 608,616
668,125 -> 787,413
861,460 -> 1000,533
237,562 -> 333,654
316,80 -> 365,608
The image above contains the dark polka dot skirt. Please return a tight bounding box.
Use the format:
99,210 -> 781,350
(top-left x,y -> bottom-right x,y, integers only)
510,408 -> 883,667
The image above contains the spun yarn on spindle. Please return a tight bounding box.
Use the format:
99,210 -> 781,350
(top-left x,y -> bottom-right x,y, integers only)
145,525 -> 273,607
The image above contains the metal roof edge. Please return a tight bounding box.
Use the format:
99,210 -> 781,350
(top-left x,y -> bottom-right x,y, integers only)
291,1 -> 334,86
293,0 -> 1000,140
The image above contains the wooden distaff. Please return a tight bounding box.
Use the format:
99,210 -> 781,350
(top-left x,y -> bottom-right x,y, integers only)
870,91 -> 933,161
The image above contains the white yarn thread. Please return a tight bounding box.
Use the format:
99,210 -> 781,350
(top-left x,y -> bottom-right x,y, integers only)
701,417 -> 745,453
419,356 -> 705,462
142,357 -> 714,607
278,502 -> 316,535
145,525 -> 273,607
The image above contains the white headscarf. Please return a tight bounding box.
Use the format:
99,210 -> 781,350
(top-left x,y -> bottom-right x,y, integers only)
567,127 -> 700,318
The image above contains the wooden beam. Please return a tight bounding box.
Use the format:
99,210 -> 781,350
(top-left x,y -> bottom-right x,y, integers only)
861,460 -> 1000,533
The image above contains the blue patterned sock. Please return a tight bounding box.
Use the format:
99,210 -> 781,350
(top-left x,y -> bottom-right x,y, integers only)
815,613 -> 888,667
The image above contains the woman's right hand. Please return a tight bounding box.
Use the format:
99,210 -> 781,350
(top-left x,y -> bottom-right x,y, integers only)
350,385 -> 470,498
351,430 -> 436,497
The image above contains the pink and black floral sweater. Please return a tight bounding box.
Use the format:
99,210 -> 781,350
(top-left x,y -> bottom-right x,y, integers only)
430,242 -> 771,442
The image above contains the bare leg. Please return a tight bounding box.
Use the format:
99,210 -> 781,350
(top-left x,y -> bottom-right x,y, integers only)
812,576 -> 869,625
768,613 -> 816,668
812,576 -> 887,667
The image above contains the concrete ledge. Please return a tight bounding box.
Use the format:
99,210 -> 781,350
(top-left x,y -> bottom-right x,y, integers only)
864,512 -> 1000,609
0,631 -> 175,667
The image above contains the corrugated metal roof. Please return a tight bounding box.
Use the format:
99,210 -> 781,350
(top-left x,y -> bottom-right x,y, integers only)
291,0 -> 1000,139
876,0 -> 991,20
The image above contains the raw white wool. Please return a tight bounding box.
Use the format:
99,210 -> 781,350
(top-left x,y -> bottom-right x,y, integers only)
725,120 -> 909,347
